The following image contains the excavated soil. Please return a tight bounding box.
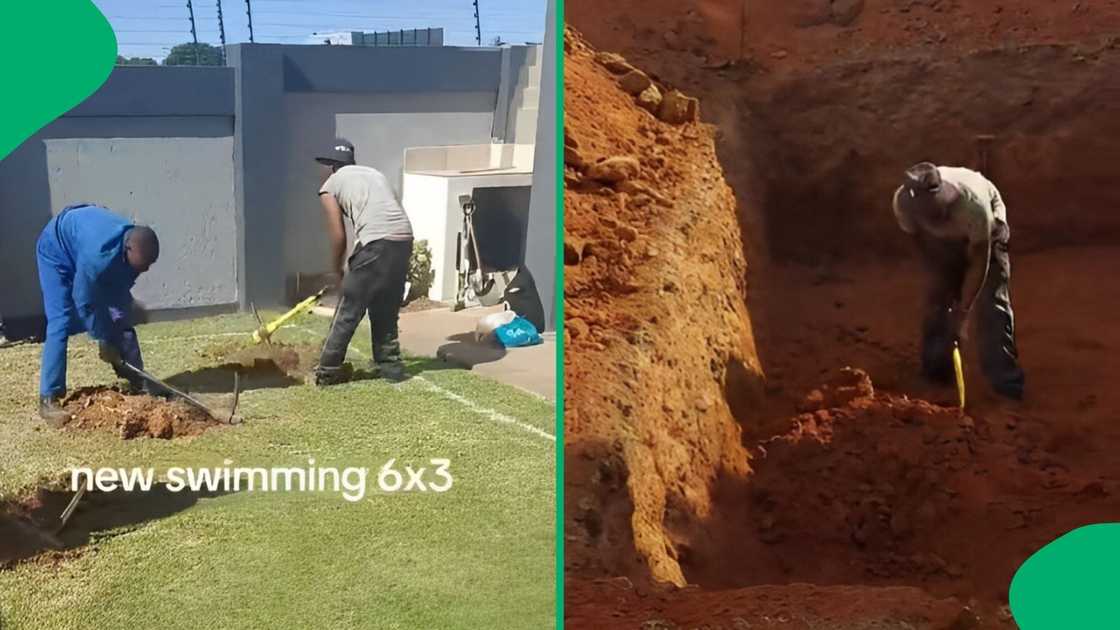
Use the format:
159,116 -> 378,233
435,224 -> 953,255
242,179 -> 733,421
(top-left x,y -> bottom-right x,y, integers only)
63,387 -> 218,440
58,343 -> 321,439
564,29 -> 764,588
565,5 -> 1120,627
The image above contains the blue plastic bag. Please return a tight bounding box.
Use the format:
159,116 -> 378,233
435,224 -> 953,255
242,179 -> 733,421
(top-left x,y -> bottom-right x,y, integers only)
494,315 -> 543,348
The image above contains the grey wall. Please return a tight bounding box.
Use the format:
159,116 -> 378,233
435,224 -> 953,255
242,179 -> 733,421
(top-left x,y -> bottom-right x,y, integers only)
492,45 -> 536,142
228,43 -> 509,304
0,67 -> 236,323
0,41 -> 555,330
281,94 -> 495,275
525,0 -> 557,331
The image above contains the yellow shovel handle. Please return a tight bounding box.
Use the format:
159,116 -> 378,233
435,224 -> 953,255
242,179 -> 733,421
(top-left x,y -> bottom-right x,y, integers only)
952,343 -> 966,410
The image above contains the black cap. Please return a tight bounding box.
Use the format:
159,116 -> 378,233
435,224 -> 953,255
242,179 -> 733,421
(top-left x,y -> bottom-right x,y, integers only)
315,139 -> 356,166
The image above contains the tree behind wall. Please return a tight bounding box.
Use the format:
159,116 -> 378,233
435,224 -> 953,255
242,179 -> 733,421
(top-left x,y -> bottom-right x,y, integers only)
163,43 -> 224,66
116,55 -> 158,66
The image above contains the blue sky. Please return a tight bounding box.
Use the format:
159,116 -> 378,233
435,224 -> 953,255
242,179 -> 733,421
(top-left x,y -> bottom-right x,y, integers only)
95,0 -> 547,61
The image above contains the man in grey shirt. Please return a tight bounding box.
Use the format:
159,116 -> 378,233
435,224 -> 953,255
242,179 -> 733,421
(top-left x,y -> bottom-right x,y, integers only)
892,162 -> 1025,400
313,139 -> 414,385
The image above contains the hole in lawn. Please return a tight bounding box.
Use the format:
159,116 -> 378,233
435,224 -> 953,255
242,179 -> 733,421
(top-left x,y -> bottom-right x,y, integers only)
63,387 -> 222,440
164,359 -> 302,394
0,483 -> 229,569
193,341 -> 324,386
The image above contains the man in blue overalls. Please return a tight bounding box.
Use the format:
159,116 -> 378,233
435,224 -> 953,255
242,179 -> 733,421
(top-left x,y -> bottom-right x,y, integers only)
36,204 -> 160,426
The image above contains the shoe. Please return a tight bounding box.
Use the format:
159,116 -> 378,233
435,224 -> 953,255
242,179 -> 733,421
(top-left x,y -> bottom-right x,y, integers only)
378,363 -> 407,383
314,365 -> 352,387
994,383 -> 1024,401
39,395 -> 72,429
119,377 -> 146,396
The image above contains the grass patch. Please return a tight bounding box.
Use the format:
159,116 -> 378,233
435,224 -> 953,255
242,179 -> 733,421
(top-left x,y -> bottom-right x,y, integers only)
0,313 -> 555,629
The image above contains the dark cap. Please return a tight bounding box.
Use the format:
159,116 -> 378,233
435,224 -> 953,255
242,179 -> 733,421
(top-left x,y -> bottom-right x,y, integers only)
315,139 -> 356,166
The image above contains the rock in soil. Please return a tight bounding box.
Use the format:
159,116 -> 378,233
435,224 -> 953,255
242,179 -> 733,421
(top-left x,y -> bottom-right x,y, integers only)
586,156 -> 642,183
619,69 -> 653,95
658,89 -> 699,124
637,84 -> 663,113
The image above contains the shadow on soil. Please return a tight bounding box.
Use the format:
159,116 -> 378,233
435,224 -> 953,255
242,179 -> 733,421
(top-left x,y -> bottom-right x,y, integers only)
0,484 -> 233,568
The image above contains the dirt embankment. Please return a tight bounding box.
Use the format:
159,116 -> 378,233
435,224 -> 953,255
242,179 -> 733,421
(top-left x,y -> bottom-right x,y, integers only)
564,29 -> 765,587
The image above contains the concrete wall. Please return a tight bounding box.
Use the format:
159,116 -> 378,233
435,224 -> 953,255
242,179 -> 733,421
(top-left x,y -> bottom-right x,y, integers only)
524,0 -> 558,331
280,94 -> 496,275
43,137 -> 237,310
0,67 -> 236,324
0,40 -> 557,332
230,43 -> 515,306
492,45 -> 543,144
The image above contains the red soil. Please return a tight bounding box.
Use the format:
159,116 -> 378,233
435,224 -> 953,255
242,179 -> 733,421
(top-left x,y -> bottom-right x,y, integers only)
63,387 -> 218,440
565,2 -> 1120,627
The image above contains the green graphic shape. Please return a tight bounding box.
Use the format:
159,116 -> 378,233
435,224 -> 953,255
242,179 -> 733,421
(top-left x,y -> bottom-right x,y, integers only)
0,1 -> 116,161
1011,523 -> 1120,628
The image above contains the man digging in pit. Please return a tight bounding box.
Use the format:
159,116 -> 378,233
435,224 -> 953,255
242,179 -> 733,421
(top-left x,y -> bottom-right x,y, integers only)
312,139 -> 414,385
36,204 -> 160,426
892,162 -> 1026,400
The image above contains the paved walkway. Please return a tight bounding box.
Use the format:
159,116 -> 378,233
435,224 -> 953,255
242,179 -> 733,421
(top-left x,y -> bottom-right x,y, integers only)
313,304 -> 556,400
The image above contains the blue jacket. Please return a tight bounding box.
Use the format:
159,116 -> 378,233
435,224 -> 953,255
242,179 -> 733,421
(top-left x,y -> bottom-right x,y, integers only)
52,205 -> 139,341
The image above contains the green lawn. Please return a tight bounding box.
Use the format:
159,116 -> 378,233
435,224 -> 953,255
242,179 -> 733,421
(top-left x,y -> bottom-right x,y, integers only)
0,313 -> 555,629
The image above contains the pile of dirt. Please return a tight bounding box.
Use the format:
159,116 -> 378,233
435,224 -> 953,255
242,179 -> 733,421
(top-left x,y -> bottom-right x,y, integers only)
63,387 -> 218,440
564,28 -> 765,587
687,369 -> 1119,605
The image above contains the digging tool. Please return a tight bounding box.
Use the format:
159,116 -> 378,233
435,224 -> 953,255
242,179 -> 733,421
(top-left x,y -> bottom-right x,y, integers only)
54,485 -> 86,535
952,341 -> 966,411
252,286 -> 330,344
116,361 -> 241,425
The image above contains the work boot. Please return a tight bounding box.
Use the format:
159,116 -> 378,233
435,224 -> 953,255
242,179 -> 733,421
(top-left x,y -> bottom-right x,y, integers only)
314,364 -> 352,387
38,395 -> 72,429
118,377 -> 146,396
994,382 -> 1024,402
378,362 -> 407,383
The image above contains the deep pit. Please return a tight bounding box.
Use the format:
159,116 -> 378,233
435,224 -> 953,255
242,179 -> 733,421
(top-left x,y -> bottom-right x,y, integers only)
565,3 -> 1120,626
